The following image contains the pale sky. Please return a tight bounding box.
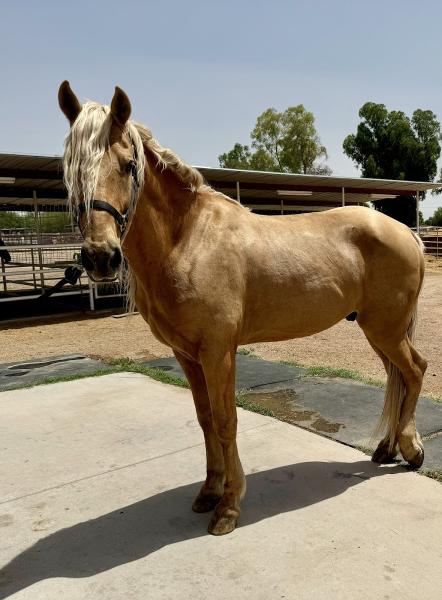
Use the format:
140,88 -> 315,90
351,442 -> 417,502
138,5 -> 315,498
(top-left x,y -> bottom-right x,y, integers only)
1,0 -> 442,217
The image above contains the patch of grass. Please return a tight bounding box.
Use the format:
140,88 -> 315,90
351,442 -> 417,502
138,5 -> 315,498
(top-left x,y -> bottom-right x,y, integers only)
281,360 -> 385,388
107,358 -> 189,388
235,390 -> 275,417
424,392 -> 442,404
355,444 -> 374,457
418,468 -> 442,483
7,369 -> 114,391
7,358 -> 189,391
237,347 -> 256,357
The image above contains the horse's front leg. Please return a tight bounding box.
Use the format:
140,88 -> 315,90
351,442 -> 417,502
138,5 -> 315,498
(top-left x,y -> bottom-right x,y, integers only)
173,350 -> 225,513
200,347 -> 245,535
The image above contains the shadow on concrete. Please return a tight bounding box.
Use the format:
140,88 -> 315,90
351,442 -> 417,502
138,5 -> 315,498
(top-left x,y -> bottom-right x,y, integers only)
0,460 -> 402,598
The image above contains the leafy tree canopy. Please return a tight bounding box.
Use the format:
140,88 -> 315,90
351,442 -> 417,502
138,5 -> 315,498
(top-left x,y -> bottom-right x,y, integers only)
343,102 -> 441,225
426,206 -> 442,226
219,105 -> 331,175
0,211 -> 72,233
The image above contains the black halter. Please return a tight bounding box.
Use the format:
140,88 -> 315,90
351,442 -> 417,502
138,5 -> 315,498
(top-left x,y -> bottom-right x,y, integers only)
74,149 -> 140,238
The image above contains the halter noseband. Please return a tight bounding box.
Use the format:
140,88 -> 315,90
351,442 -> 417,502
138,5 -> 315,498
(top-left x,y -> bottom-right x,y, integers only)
74,149 -> 140,238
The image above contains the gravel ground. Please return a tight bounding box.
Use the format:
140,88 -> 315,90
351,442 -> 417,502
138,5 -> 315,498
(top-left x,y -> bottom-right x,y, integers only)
2,258 -> 442,397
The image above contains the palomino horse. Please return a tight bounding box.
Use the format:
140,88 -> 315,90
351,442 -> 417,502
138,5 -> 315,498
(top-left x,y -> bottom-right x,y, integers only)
58,81 -> 427,535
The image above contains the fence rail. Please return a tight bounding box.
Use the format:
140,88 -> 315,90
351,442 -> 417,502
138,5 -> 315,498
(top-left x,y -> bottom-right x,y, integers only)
0,236 -> 124,312
418,226 -> 442,258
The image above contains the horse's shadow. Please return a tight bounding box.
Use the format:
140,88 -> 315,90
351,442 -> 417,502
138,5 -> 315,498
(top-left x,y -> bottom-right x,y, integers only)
0,459 -> 402,598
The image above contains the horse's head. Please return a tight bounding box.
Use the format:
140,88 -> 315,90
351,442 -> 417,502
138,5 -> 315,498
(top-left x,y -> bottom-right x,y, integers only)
58,81 -> 144,281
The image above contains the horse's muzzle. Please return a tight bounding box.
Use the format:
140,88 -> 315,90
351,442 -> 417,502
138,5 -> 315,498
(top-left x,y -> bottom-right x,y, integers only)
81,241 -> 122,281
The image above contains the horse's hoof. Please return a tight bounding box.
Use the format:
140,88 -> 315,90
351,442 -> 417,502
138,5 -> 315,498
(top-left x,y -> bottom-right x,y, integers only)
403,446 -> 424,469
208,513 -> 238,536
192,493 -> 221,513
372,440 -> 398,464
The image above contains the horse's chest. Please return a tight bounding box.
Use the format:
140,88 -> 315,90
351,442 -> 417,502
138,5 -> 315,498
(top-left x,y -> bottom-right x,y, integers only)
135,284 -> 198,357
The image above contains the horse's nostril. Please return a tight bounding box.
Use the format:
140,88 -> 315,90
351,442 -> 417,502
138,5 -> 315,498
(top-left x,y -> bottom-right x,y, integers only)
109,246 -> 122,270
81,247 -> 95,272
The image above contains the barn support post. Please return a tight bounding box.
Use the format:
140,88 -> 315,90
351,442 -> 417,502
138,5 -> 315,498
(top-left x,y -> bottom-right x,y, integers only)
88,280 -> 95,311
341,187 -> 346,207
236,181 -> 241,203
34,190 -> 45,292
1,258 -> 6,293
416,190 -> 420,235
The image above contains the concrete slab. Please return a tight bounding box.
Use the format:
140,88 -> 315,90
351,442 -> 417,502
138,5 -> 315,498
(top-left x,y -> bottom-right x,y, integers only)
0,373 -> 441,599
146,354 -> 306,390
0,354 -> 111,392
245,377 -> 442,447
423,435 -> 442,471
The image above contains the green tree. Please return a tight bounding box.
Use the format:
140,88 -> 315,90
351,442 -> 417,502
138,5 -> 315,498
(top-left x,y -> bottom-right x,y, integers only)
0,211 -> 72,233
343,102 -> 441,226
426,206 -> 442,226
218,143 -> 254,170
219,105 -> 330,174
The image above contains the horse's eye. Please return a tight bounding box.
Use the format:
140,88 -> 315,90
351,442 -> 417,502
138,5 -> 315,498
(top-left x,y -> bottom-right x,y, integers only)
125,160 -> 134,173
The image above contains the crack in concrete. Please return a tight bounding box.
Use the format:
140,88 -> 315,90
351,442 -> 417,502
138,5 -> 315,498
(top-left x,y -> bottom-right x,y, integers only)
0,422 -> 273,506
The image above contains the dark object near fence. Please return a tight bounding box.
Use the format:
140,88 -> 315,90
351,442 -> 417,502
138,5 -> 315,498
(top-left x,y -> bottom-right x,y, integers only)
38,266 -> 83,300
0,238 -> 11,263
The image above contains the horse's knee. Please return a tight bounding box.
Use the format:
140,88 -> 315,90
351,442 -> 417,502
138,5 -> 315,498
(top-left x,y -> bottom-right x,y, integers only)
197,411 -> 213,431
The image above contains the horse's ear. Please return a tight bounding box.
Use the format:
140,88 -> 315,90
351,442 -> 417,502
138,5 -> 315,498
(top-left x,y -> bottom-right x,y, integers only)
58,81 -> 81,125
110,86 -> 131,127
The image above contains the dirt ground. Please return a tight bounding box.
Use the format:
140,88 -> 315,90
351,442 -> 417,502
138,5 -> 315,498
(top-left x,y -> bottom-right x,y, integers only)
2,256 -> 442,397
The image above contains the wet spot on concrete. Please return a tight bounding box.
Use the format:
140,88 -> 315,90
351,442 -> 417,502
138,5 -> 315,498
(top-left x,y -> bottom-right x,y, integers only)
243,389 -> 343,434
311,416 -> 343,433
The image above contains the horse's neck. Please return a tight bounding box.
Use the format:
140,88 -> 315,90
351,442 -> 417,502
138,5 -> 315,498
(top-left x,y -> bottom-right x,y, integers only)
122,152 -> 194,270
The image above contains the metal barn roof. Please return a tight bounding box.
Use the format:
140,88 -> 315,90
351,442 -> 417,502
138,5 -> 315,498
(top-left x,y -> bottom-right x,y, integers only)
0,152 -> 440,212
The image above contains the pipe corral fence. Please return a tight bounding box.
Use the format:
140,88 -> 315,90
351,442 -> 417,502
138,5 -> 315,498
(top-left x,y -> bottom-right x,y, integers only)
0,205 -> 124,312
418,226 -> 442,257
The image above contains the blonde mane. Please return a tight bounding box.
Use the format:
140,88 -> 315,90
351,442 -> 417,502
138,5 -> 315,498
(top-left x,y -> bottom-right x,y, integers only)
62,101 -> 211,214
134,123 -> 205,192
62,102 -> 145,215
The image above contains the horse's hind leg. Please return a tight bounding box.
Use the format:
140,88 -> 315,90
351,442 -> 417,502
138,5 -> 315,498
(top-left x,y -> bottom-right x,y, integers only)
173,350 -> 225,513
397,343 -> 427,465
364,332 -> 426,468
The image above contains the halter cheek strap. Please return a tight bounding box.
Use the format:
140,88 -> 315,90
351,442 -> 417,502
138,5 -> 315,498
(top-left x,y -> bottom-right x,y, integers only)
74,151 -> 140,238
77,199 -> 128,233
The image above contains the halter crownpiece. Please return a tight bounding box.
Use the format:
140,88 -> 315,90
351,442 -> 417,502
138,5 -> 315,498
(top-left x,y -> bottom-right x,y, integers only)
74,147 -> 140,238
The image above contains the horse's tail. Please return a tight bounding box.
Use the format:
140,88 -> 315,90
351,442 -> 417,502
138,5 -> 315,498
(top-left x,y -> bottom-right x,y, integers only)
411,229 -> 425,253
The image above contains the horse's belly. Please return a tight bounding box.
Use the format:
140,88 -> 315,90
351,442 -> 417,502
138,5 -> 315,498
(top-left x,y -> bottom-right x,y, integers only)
241,275 -> 361,343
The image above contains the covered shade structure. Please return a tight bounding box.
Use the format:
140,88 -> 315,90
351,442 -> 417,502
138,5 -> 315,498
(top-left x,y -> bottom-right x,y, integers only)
1,152 -> 440,234
0,152 -> 440,313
